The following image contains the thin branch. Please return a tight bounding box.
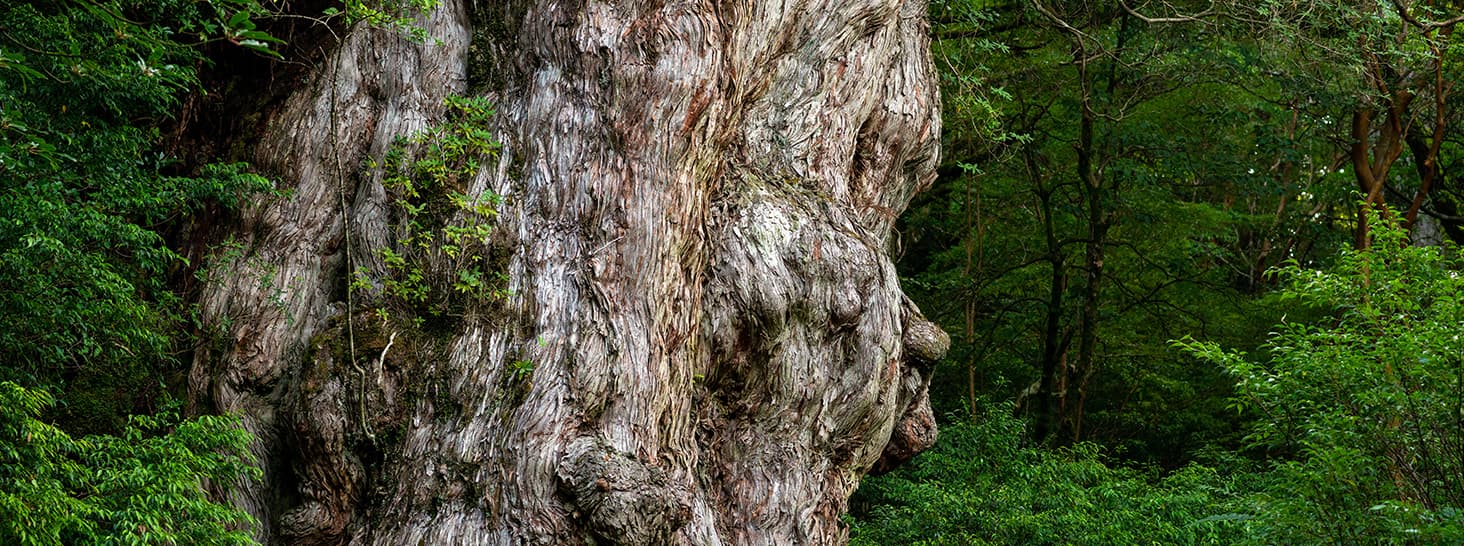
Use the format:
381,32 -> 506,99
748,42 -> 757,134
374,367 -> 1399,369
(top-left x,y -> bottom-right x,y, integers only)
1390,0 -> 1464,31
1029,0 -> 1096,45
1118,0 -> 1213,24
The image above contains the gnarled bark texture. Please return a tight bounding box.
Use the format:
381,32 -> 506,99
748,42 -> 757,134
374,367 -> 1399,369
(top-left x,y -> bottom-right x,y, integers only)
189,0 -> 944,543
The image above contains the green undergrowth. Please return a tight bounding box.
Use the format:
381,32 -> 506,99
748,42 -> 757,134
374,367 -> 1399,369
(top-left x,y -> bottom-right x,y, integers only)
853,215 -> 1464,546
849,403 -> 1256,545
1,383 -> 258,546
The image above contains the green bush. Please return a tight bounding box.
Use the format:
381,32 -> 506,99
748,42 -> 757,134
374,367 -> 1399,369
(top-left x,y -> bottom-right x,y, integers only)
0,3 -> 271,543
849,403 -> 1254,545
0,2 -> 271,421
0,382 -> 259,545
1180,212 -> 1464,544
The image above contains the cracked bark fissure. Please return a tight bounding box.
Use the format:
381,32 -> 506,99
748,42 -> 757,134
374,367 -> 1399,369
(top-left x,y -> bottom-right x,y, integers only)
189,0 -> 946,543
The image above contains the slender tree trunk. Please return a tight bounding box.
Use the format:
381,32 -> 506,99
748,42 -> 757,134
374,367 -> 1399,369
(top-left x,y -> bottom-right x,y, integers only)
1070,69 -> 1109,445
1033,168 -> 1067,442
1405,34 -> 1454,244
963,166 -> 980,419
1405,131 -> 1463,244
1350,92 -> 1411,248
189,0 -> 946,544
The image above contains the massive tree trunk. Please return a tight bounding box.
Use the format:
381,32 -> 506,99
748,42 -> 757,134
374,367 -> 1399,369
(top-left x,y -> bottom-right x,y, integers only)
189,0 -> 945,543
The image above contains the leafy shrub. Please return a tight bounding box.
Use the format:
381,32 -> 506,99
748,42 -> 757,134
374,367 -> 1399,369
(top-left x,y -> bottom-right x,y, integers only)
849,402 -> 1253,545
0,2 -> 271,423
359,95 -> 505,326
0,382 -> 259,546
1180,213 -> 1464,544
0,3 -> 270,543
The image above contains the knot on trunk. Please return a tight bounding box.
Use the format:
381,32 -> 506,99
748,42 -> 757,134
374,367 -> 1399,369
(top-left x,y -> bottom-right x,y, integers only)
278,499 -> 351,545
901,304 -> 950,370
871,387 -> 937,474
557,438 -> 692,545
277,328 -> 367,546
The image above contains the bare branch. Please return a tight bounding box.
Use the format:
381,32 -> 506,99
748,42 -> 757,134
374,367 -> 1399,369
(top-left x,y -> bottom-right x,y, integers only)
1119,0 -> 1213,24
1029,0 -> 1096,44
1390,0 -> 1464,30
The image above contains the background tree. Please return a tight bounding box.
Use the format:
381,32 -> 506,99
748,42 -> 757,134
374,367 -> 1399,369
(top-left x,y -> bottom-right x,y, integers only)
857,1 -> 1464,543
1231,0 -> 1464,247
900,0 -> 1339,458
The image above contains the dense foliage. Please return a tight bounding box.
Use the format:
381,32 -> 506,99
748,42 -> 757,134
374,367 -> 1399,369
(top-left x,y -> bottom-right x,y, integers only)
850,403 -> 1256,545
1182,215 -> 1464,543
0,0 -> 271,428
906,0 -> 1463,455
1,382 -> 258,546
0,1 -> 272,543
854,0 -> 1464,543
860,213 -> 1464,543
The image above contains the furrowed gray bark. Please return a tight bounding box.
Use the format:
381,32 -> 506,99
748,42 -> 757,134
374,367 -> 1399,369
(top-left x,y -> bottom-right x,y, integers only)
190,0 -> 945,543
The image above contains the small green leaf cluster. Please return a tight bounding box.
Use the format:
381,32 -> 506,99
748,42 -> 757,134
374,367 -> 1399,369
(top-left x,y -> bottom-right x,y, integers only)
361,95 -> 506,327
1179,210 -> 1464,544
325,0 -> 441,43
509,359 -> 534,380
216,4 -> 286,57
0,382 -> 259,546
